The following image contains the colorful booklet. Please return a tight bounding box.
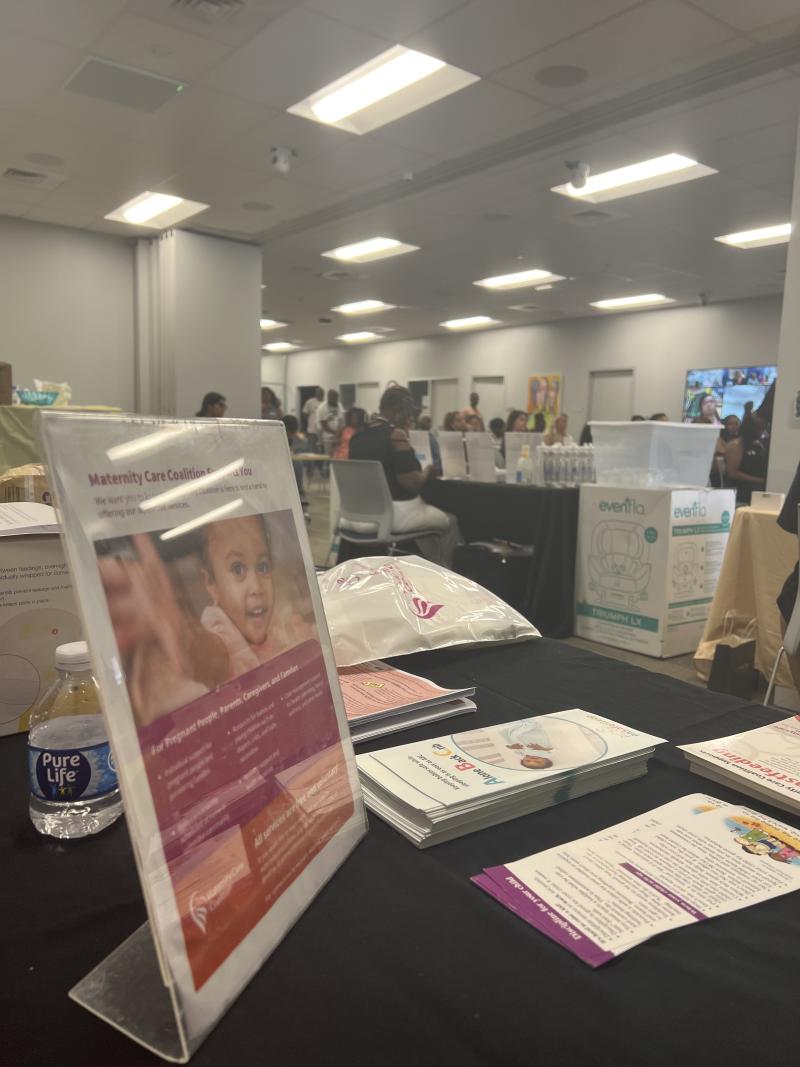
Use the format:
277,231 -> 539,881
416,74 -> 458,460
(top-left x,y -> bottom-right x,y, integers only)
37,413 -> 367,1062
357,709 -> 665,846
680,716 -> 800,815
473,794 -> 800,967
338,661 -> 476,742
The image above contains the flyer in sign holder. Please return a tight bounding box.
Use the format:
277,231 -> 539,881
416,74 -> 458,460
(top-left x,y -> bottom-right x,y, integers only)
36,413 -> 367,1062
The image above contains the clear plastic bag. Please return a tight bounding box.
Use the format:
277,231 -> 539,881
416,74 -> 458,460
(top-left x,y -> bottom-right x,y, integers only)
319,555 -> 540,667
693,610 -> 757,682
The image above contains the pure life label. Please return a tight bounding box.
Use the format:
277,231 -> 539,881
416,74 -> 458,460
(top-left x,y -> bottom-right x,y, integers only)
28,740 -> 117,802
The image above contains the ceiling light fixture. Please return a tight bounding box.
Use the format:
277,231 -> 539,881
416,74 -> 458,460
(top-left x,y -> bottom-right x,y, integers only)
440,315 -> 500,330
288,45 -> 478,135
551,153 -> 716,203
590,293 -> 675,311
104,190 -> 209,228
714,223 -> 791,249
260,318 -> 286,330
474,268 -> 564,290
337,331 -> 382,343
321,237 -> 419,263
263,341 -> 300,352
332,299 -> 396,315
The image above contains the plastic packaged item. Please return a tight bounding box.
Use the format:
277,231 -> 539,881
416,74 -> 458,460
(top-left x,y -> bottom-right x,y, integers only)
33,378 -> 72,406
515,445 -> 534,484
319,555 -> 539,667
28,641 -> 122,838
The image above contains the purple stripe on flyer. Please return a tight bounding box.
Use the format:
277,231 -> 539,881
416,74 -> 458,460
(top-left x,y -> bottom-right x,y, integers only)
472,866 -> 615,968
619,862 -> 707,920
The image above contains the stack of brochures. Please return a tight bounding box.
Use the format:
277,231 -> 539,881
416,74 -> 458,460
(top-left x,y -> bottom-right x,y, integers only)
680,716 -> 800,816
357,709 -> 665,846
338,661 -> 476,743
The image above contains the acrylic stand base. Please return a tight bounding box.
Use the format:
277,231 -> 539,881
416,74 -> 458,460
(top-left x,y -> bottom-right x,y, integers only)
70,922 -> 189,1063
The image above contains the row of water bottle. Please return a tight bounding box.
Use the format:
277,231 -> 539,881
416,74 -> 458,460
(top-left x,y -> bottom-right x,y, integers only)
515,443 -> 596,486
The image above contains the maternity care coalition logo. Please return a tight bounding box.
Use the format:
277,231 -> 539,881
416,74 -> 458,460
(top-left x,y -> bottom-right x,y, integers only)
411,595 -> 443,620
189,862 -> 247,935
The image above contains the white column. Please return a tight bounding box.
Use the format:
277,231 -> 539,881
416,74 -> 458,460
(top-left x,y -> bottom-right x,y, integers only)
768,122 -> 800,492
134,230 -> 261,418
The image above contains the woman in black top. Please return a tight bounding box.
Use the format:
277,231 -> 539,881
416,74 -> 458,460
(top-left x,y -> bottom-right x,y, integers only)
726,414 -> 767,504
349,386 -> 460,568
777,459 -> 800,695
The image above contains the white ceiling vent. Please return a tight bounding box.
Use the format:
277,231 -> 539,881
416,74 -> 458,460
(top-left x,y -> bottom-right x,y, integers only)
169,0 -> 245,22
1,167 -> 67,191
64,58 -> 184,113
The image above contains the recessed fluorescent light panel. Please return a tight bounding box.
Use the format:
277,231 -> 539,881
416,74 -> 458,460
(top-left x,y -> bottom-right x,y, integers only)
260,318 -> 286,330
337,331 -> 382,343
590,294 -> 675,311
714,223 -> 791,249
440,316 -> 500,330
263,341 -> 300,352
322,237 -> 419,263
288,45 -> 479,135
104,191 -> 208,228
474,269 -> 564,290
332,299 -> 396,315
551,153 -> 716,203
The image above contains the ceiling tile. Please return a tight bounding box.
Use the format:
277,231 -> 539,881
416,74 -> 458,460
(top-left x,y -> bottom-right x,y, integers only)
201,6 -> 387,109
494,0 -> 740,102
301,0 -> 468,42
291,138 -> 437,192
404,0 -> 639,77
0,0 -> 127,49
690,0 -> 800,33
142,86 -> 278,153
126,0 -> 294,47
377,81 -> 558,155
0,197 -> 35,217
0,32 -> 82,109
93,13 -> 233,82
24,203 -> 97,229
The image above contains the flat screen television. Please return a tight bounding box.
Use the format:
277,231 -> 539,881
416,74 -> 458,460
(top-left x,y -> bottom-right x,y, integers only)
682,365 -> 777,422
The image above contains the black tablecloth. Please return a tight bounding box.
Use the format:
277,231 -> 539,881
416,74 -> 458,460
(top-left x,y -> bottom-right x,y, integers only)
3,638 -> 797,1066
422,480 -> 579,637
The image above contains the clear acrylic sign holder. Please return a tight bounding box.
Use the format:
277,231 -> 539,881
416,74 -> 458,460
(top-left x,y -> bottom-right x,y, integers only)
38,412 -> 367,1062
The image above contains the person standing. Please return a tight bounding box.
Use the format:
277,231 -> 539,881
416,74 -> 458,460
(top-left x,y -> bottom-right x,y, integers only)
349,385 -> 460,568
317,389 -> 344,455
543,413 -> 573,445
461,392 -> 484,430
777,458 -> 800,694
261,386 -> 283,420
725,414 -> 767,504
333,407 -> 367,459
196,392 -> 227,417
303,387 -> 324,450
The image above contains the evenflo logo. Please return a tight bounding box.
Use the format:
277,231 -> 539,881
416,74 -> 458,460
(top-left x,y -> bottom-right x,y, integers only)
599,497 -> 644,515
673,502 -> 707,519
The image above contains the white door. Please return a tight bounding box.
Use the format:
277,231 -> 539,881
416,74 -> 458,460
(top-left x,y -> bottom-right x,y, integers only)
430,378 -> 459,429
356,381 -> 380,416
588,369 -> 635,422
470,376 -> 506,424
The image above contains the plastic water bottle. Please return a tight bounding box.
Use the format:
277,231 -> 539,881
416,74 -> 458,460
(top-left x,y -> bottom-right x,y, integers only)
515,444 -> 534,484
28,642 -> 122,838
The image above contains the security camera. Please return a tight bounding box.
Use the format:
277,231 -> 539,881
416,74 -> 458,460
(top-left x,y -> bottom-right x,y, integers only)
565,160 -> 590,189
271,145 -> 297,176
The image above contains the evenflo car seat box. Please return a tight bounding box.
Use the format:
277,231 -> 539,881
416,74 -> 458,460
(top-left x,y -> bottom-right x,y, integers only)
575,486 -> 735,657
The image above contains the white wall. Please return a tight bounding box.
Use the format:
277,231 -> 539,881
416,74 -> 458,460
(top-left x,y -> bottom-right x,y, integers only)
768,122 -> 800,494
0,216 -> 135,409
268,295 -> 782,429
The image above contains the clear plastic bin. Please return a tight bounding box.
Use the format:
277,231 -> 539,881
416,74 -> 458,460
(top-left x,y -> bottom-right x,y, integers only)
589,421 -> 718,488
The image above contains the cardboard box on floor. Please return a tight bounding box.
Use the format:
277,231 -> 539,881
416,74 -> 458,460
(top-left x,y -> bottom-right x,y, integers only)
575,485 -> 736,658
0,531 -> 81,735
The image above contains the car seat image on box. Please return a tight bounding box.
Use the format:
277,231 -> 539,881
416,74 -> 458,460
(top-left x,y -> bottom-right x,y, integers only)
672,543 -> 699,595
588,521 -> 651,610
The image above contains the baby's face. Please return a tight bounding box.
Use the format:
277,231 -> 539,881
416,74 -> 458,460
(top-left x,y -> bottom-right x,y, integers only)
205,517 -> 274,645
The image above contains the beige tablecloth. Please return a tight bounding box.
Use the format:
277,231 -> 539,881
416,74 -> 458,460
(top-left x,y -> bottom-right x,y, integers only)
695,506 -> 796,686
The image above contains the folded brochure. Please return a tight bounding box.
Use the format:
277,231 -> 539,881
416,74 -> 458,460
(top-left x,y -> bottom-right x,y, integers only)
357,709 -> 665,846
473,793 -> 800,966
338,660 -> 476,742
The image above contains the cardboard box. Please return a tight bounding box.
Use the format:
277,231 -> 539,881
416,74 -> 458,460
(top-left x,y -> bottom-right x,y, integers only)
0,464 -> 52,504
575,485 -> 735,658
0,534 -> 82,735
